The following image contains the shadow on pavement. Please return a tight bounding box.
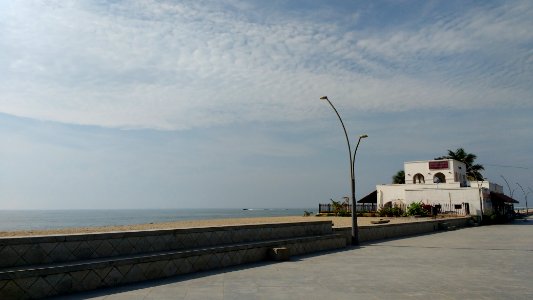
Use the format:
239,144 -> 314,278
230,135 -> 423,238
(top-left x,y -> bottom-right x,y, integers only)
51,247 -> 353,299
505,218 -> 533,225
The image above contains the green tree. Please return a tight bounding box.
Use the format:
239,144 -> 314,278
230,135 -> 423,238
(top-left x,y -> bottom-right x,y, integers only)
392,170 -> 405,184
435,148 -> 484,180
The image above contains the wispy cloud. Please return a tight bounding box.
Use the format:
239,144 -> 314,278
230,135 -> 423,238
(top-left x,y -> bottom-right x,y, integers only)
0,0 -> 532,130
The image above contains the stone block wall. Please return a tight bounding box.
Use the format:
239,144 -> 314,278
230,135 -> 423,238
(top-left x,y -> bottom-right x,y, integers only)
333,217 -> 469,244
0,221 -> 332,269
0,221 -> 345,299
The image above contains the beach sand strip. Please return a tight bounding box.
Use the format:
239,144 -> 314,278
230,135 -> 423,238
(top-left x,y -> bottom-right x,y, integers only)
0,216 -> 438,237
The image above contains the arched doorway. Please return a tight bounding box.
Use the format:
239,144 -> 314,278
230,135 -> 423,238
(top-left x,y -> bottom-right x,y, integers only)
433,172 -> 446,183
413,173 -> 425,184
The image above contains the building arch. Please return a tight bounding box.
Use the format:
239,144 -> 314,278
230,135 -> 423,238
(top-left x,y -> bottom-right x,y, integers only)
433,172 -> 446,183
413,173 -> 425,184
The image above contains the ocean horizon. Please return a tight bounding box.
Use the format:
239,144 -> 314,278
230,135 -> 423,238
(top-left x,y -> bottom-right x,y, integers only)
0,208 -> 315,232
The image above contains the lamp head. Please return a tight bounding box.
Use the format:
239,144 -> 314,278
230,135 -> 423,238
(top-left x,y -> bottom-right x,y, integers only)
359,134 -> 368,139
319,96 -> 328,100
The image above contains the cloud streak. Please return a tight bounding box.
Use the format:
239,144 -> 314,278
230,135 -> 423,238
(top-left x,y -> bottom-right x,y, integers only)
0,0 -> 532,130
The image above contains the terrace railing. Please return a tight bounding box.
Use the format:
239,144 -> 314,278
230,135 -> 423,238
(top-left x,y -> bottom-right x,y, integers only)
318,203 -> 378,214
318,202 -> 468,216
433,203 -> 467,216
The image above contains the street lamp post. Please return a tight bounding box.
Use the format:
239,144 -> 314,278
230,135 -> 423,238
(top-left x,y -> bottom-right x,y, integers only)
516,183 -> 530,217
500,175 -> 515,198
466,163 -> 484,223
320,96 -> 368,245
528,187 -> 533,216
476,179 -> 484,223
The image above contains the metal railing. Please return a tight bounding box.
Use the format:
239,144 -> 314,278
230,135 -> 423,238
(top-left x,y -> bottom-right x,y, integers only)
318,202 -> 468,215
433,203 -> 467,215
318,203 -> 378,213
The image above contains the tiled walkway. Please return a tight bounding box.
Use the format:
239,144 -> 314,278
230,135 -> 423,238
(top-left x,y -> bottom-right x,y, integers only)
54,217 -> 533,299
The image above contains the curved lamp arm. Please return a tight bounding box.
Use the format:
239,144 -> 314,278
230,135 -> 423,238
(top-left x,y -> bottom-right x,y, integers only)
320,96 -> 353,178
353,134 -> 368,172
516,183 -> 530,197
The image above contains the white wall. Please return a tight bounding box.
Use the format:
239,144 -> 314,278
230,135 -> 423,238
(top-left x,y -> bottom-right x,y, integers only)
470,181 -> 503,193
404,159 -> 466,184
376,184 -> 490,216
405,188 -> 486,215
376,184 -> 405,207
404,161 -> 430,184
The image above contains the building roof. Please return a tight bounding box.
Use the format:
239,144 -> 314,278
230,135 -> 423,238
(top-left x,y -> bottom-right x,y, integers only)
358,190 -> 377,203
490,191 -> 519,204
404,158 -> 461,164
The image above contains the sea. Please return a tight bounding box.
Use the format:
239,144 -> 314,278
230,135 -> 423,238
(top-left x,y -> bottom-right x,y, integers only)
0,208 -> 315,231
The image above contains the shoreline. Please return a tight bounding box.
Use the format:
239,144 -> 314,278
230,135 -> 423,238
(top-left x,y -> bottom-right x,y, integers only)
0,216 -> 439,237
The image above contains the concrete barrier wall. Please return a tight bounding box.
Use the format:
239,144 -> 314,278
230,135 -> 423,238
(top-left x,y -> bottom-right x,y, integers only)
0,221 -> 332,269
0,221 -> 346,299
0,235 -> 346,299
333,217 -> 469,244
0,218 -> 471,299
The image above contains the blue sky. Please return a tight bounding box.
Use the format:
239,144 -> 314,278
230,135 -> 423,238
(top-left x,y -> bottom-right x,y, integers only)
1,0 -> 532,209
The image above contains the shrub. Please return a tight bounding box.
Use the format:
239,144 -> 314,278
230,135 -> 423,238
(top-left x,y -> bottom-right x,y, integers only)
337,210 -> 351,217
377,205 -> 404,217
421,203 -> 433,214
377,207 -> 391,217
406,202 -> 429,217
391,206 -> 403,217
330,199 -> 350,216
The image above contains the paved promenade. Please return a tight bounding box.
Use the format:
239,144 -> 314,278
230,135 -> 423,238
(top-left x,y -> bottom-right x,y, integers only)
55,218 -> 533,299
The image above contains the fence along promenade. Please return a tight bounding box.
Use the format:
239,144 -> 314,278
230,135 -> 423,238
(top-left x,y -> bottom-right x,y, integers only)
318,202 -> 468,216
319,203 -> 378,213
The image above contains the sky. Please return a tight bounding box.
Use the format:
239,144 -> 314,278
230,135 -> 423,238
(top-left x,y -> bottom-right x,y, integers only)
1,0 -> 532,209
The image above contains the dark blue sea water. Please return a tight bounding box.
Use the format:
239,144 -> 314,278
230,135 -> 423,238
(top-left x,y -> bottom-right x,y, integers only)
0,208 -> 315,231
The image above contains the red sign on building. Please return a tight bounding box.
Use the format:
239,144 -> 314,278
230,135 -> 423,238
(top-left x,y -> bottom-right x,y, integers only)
429,161 -> 449,170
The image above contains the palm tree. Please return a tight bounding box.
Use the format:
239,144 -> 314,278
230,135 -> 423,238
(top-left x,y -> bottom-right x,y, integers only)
392,170 -> 405,184
435,148 -> 484,180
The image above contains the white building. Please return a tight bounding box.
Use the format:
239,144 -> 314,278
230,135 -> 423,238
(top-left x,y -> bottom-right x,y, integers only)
376,159 -> 514,217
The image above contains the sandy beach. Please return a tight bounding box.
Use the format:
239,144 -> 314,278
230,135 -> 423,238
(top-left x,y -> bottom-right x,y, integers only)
0,216 -> 438,237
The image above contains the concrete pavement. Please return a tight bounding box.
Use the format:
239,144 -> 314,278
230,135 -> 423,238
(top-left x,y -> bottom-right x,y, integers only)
54,217 -> 533,299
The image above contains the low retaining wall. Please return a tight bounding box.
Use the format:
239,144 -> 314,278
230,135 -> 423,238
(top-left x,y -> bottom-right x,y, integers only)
0,221 -> 345,299
0,221 -> 332,269
1,218 -> 470,299
334,217 -> 470,244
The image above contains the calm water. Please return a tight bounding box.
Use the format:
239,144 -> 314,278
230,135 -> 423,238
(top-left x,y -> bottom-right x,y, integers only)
0,208 -> 314,231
